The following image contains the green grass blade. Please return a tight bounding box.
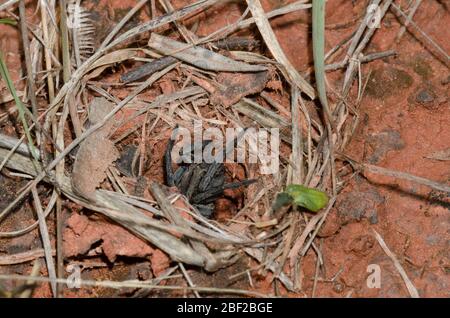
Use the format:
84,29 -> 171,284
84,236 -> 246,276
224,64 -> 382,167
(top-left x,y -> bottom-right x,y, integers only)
312,0 -> 332,121
0,18 -> 17,26
0,52 -> 39,162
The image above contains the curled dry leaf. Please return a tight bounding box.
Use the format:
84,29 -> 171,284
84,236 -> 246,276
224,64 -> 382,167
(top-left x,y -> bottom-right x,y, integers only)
148,33 -> 267,72
72,97 -> 119,199
211,71 -> 270,107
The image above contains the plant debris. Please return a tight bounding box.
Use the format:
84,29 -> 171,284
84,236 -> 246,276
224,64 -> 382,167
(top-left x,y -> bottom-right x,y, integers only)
71,97 -> 119,199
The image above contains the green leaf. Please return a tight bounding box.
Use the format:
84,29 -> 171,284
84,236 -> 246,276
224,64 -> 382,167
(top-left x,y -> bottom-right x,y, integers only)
0,18 -> 17,26
285,184 -> 329,212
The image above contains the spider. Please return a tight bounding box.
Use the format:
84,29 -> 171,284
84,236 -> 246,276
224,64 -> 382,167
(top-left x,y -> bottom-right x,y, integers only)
164,136 -> 256,218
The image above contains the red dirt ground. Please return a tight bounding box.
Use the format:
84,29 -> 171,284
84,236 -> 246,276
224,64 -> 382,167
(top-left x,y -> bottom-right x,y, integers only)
0,0 -> 449,297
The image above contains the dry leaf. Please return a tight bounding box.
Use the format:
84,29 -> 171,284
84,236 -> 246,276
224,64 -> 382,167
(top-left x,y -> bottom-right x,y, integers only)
71,98 -> 119,199
85,49 -> 140,80
211,71 -> 269,107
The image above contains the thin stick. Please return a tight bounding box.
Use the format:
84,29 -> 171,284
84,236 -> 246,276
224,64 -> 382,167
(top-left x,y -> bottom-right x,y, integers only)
19,259 -> 41,298
0,274 -> 270,298
373,230 -> 420,298
395,0 -> 422,42
0,248 -> 54,265
0,66 -> 172,222
40,0 -> 55,103
0,189 -> 57,238
0,0 -> 19,11
179,263 -> 201,298
390,3 -> 449,65
100,0 -> 150,50
291,87 -> 303,184
363,163 -> 450,193
31,186 -> 57,297
59,0 -> 71,83
325,50 -> 397,71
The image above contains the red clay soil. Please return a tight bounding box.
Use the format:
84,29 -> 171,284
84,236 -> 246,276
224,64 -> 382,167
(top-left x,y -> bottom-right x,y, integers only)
0,0 -> 449,298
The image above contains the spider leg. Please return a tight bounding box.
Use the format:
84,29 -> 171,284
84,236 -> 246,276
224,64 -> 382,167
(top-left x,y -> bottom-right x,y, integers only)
192,178 -> 257,204
223,178 -> 257,190
210,170 -> 225,188
198,163 -> 222,191
185,165 -> 206,200
173,166 -> 187,187
194,204 -> 215,218
177,164 -> 195,194
164,138 -> 176,186
191,186 -> 225,204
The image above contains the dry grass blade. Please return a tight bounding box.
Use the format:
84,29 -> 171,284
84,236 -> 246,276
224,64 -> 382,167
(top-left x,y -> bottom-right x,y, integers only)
0,189 -> 57,238
373,230 -> 420,298
290,87 -> 303,184
0,147 -> 243,270
395,0 -> 422,42
0,0 -> 19,11
148,33 -> 267,72
0,64 -> 173,223
19,260 -> 40,298
363,163 -> 450,193
60,0 -> 71,82
31,186 -> 57,297
390,2 -> 449,66
245,0 -> 315,99
342,0 -> 392,92
0,274 -> 270,298
340,148 -> 450,194
0,249 -> 51,265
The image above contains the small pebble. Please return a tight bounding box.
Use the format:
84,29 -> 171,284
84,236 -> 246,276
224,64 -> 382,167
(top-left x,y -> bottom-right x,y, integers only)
416,89 -> 434,103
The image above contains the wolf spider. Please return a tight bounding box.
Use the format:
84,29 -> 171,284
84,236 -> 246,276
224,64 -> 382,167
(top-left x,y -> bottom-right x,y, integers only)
164,138 -> 256,218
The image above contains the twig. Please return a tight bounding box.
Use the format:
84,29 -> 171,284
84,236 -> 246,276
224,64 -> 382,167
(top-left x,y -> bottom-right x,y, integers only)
59,0 -> 71,83
362,163 -> 450,193
0,0 -> 19,11
39,0 -> 55,103
19,260 -> 41,298
290,87 -> 303,184
395,0 -> 422,42
325,50 -> 397,71
179,263 -> 201,298
390,2 -> 449,66
0,274 -> 270,298
31,186 -> 57,297
0,249 -> 55,265
311,241 -> 322,298
100,0 -> 152,50
343,0 -> 393,93
373,230 -> 420,298
0,189 -> 57,238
